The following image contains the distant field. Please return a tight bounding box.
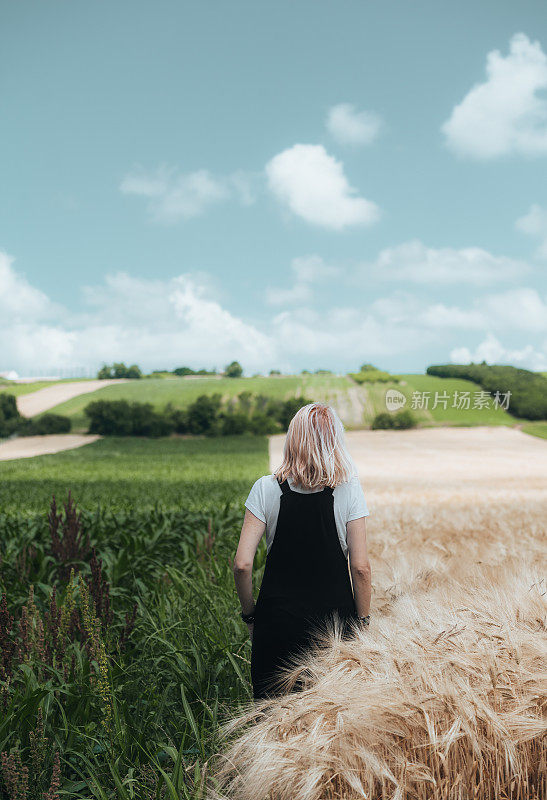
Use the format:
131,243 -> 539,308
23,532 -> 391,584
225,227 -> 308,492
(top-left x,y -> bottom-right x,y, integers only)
0,378 -> 85,397
0,435 -> 268,512
396,374 -> 518,425
45,374 -> 358,430
42,372 -> 520,432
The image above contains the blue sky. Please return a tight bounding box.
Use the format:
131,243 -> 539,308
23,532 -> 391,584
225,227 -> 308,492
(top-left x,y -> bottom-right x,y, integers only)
1,0 -> 547,376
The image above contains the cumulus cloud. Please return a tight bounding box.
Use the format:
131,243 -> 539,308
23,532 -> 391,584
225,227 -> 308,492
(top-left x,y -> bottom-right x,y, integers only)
265,144 -> 380,230
364,239 -> 529,285
515,204 -> 547,258
419,288 -> 547,332
120,164 -> 256,223
326,103 -> 382,146
266,255 -> 340,305
442,33 -> 547,159
0,251 -> 56,321
0,253 -> 274,375
450,333 -> 547,371
2,249 -> 546,376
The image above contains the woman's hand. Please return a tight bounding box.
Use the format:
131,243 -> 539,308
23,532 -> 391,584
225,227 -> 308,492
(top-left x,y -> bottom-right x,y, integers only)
246,621 -> 254,641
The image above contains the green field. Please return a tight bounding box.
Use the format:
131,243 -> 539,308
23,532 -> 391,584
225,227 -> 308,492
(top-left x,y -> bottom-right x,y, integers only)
0,435 -> 268,512
0,436 -> 270,798
44,374 -> 348,431
41,372 -> 520,432
0,378 -> 86,397
395,374 -> 518,425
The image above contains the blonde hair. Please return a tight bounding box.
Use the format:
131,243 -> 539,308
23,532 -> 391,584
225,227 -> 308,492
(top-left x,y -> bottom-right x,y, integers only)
274,402 -> 357,490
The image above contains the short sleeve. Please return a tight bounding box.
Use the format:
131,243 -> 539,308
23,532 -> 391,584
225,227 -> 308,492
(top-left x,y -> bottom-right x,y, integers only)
244,477 -> 267,523
347,478 -> 369,521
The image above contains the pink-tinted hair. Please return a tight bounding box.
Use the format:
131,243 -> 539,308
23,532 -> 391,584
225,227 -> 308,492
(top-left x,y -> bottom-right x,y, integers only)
273,403 -> 358,490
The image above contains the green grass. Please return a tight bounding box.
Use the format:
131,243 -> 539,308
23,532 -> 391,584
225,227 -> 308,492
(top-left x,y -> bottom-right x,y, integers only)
5,372 -> 523,433
0,435 -> 269,512
45,374 -> 352,431
0,433 -> 271,797
0,378 -> 86,397
521,421 -> 547,440
397,374 -> 518,426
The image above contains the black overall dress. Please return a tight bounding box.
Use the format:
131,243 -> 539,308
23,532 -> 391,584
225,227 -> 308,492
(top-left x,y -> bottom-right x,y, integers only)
250,477 -> 357,700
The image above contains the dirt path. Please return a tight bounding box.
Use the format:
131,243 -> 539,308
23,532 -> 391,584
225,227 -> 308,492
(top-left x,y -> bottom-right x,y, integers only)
269,426 -> 547,507
0,434 -> 101,461
16,379 -> 127,418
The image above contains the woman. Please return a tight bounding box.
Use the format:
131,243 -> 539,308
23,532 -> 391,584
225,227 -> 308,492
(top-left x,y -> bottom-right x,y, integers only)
233,402 -> 372,700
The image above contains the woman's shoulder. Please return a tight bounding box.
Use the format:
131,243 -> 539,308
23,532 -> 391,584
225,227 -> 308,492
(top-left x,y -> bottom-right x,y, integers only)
333,473 -> 361,495
252,474 -> 281,491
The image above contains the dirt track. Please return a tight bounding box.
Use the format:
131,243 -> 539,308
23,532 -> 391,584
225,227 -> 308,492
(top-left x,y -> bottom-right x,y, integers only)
0,434 -> 101,461
15,379 -> 126,417
269,426 -> 547,508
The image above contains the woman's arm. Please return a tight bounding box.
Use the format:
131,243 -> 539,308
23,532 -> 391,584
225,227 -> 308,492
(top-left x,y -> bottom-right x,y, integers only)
346,517 -> 372,618
233,508 -> 266,615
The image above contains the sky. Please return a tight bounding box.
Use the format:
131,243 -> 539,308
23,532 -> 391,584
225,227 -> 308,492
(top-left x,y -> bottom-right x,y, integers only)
1,0 -> 547,376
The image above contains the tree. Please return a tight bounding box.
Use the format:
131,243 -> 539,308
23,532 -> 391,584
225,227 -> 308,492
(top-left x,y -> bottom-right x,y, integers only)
126,364 -> 142,379
97,365 -> 112,379
225,361 -> 243,378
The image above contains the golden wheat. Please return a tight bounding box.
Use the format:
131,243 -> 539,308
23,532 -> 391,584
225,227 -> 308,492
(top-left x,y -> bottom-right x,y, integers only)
210,471 -> 546,800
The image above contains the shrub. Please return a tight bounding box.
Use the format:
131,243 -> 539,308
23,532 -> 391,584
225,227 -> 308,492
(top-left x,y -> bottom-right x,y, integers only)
19,414 -> 72,436
391,409 -> 416,429
186,394 -> 223,435
83,392 -> 311,438
0,393 -> 21,437
350,370 -> 395,384
372,410 -> 416,430
85,400 -> 134,435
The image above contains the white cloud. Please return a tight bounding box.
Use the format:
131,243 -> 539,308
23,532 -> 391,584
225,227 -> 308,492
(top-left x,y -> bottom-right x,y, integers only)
365,239 -> 529,285
450,333 -> 547,371
515,204 -> 547,258
326,103 -> 382,146
0,252 -> 56,321
442,33 -> 547,159
120,164 -> 256,223
265,144 -> 380,230
419,288 -> 547,332
266,255 -> 340,306
0,254 -> 275,375
2,249 -> 546,376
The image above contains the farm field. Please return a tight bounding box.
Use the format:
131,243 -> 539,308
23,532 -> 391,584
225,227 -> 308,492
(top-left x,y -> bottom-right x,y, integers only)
0,379 -> 86,398
217,427 -> 547,799
0,435 -> 268,512
39,372 -> 519,432
0,428 -> 545,798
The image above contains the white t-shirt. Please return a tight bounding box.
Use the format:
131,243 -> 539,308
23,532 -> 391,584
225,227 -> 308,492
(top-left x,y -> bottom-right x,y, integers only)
244,473 -> 369,559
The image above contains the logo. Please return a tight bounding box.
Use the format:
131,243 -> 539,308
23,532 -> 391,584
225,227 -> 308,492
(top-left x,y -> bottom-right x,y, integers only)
385,389 -> 407,412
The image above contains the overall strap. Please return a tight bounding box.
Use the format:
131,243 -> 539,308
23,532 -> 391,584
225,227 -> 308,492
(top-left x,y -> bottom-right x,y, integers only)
278,478 -> 292,495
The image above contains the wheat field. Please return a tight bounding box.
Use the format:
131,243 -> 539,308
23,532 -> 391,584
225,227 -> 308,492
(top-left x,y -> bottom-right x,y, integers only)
209,428 -> 547,800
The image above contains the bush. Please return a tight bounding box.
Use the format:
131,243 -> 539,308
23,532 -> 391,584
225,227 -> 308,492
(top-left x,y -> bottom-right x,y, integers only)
0,393 -> 21,437
85,400 -> 173,437
350,370 -> 395,384
426,364 -> 547,420
372,410 -> 416,430
19,414 -> 72,436
83,393 -> 312,438
391,409 -> 416,429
